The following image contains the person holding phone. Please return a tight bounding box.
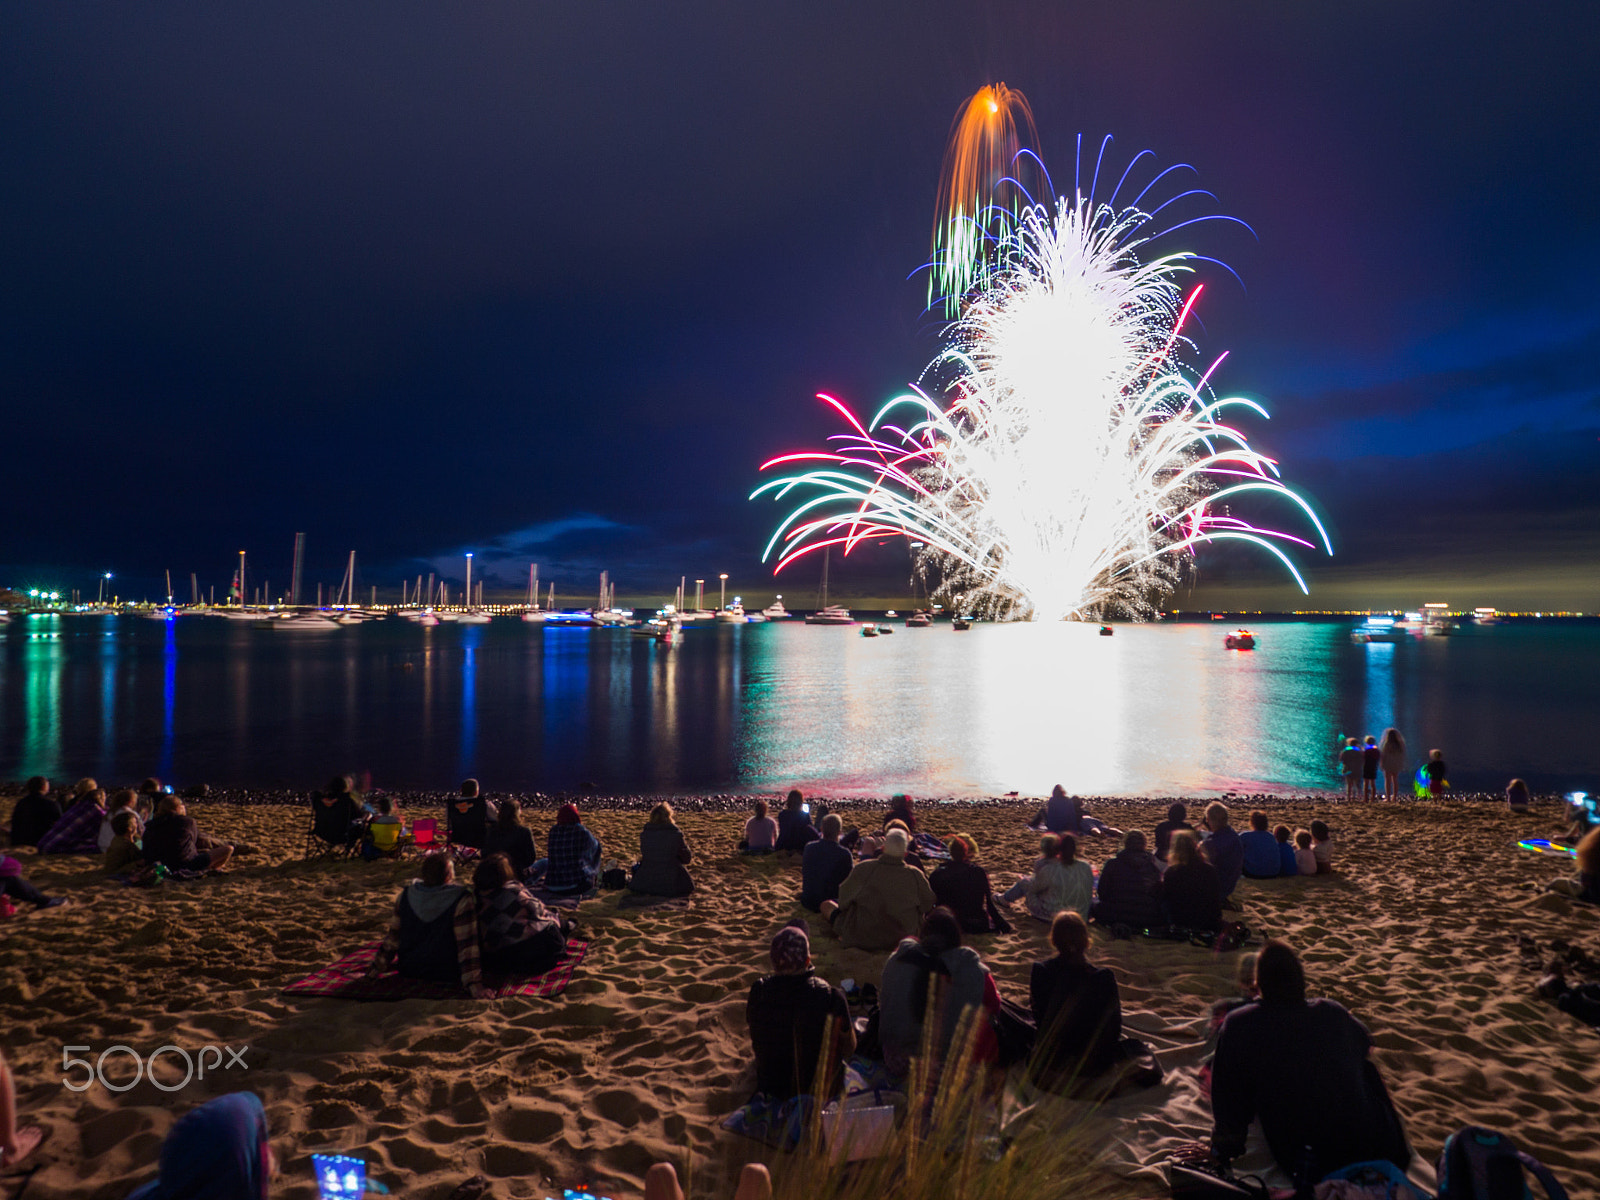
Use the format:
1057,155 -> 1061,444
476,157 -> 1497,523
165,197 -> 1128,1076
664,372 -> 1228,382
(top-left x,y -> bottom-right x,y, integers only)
775,789 -> 820,852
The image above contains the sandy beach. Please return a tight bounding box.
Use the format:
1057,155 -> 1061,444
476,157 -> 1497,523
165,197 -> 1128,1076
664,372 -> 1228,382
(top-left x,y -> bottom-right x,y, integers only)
2,791 -> 1596,1199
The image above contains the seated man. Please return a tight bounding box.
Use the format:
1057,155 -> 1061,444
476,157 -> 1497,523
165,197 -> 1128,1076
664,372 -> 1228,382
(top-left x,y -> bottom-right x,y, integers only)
820,829 -> 935,951
7,776 -> 61,849
798,814 -> 853,911
1239,810 -> 1281,879
311,777 -> 365,851
879,907 -> 998,1077
143,795 -> 233,873
745,922 -> 853,1100
1153,803 -> 1192,863
537,803 -> 602,894
774,790 -> 820,853
1210,939 -> 1409,1183
369,852 -> 486,996
1030,911 -> 1121,1086
448,778 -> 490,851
1200,802 -> 1245,903
1092,830 -> 1163,931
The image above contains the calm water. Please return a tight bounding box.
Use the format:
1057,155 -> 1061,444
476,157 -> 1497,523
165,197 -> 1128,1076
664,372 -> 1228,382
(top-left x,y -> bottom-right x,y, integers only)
1,614 -> 1596,797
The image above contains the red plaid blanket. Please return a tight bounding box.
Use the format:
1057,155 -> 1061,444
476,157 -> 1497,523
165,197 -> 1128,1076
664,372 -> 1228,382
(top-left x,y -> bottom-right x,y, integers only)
282,938 -> 586,1001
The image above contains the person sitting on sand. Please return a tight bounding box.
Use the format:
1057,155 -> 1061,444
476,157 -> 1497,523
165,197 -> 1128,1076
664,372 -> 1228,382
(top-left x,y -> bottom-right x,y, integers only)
821,828 -> 935,951
1200,802 -> 1244,904
630,802 -> 694,898
370,852 -> 486,996
98,788 -> 142,852
1209,952 -> 1260,1036
799,814 -> 853,911
1506,778 -> 1532,814
1273,825 -> 1298,876
742,799 -> 778,854
1424,749 -> 1448,797
1546,826 -> 1600,905
6,776 -> 60,849
136,777 -> 165,821
1338,738 -> 1363,800
1239,810 -> 1281,880
1030,911 -> 1122,1086
0,1049 -> 43,1172
1034,784 -> 1076,833
142,795 -> 233,873
1091,831 -> 1163,932
1153,802 -> 1191,863
929,834 -> 1008,934
1310,820 -> 1334,874
1026,833 -> 1095,922
879,906 -> 999,1077
883,793 -> 917,832
999,834 -> 1059,904
535,803 -> 602,894
1362,735 -> 1380,801
37,780 -> 106,854
745,922 -> 854,1100
126,1091 -> 274,1200
473,853 -> 568,976
1209,939 -> 1409,1182
0,855 -> 67,911
104,810 -> 145,875
312,775 -> 366,852
774,790 -> 820,852
1162,831 -> 1223,934
1378,728 -> 1406,801
1292,829 -> 1317,876
481,797 -> 537,877
448,778 -> 491,851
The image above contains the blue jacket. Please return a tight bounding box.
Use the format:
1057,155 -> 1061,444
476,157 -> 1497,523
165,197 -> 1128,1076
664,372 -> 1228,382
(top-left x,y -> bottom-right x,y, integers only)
1239,829 -> 1281,878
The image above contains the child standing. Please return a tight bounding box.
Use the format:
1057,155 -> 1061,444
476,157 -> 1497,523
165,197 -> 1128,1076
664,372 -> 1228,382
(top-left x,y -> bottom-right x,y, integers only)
1425,749 -> 1448,797
1362,736 -> 1380,800
1338,738 -> 1364,800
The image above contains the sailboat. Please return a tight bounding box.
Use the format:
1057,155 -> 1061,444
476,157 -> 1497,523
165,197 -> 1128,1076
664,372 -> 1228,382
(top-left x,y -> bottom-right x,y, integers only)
804,548 -> 853,624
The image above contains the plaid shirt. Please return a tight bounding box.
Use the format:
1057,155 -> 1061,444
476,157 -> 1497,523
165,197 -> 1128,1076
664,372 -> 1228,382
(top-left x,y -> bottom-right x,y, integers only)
370,888 -> 484,997
38,798 -> 106,854
544,822 -> 602,892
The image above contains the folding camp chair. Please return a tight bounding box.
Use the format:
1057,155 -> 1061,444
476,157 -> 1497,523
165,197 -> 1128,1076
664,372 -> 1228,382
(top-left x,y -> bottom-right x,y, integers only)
409,817 -> 440,852
446,796 -> 488,861
365,818 -> 405,859
305,793 -> 366,860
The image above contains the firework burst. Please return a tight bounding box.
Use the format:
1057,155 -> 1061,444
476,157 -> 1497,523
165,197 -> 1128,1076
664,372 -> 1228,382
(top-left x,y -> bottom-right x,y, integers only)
754,89 -> 1330,621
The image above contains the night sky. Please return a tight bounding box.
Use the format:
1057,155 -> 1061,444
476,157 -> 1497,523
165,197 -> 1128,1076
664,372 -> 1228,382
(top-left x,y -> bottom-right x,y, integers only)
4,3 -> 1598,611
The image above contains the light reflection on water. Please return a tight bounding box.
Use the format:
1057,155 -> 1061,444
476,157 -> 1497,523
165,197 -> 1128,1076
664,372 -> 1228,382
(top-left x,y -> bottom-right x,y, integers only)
0,615 -> 1597,796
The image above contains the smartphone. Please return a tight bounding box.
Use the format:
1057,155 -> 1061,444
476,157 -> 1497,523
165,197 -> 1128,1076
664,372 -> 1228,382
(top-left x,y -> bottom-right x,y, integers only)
547,1192 -> 615,1200
802,803 -> 811,815
313,1154 -> 367,1199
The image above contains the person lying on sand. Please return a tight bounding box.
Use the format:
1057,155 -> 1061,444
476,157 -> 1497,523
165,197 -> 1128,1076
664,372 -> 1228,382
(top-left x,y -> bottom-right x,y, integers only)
126,1091 -> 272,1199
1209,939 -> 1410,1183
142,795 -> 233,873
473,853 -> 569,977
821,828 -> 934,951
745,921 -> 853,1100
0,855 -> 67,912
1029,911 -> 1122,1088
369,852 -> 487,998
0,1049 -> 43,1171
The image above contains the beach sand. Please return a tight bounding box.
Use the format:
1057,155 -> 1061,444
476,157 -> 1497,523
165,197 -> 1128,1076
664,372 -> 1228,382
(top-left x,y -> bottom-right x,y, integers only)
1,793 -> 1596,1198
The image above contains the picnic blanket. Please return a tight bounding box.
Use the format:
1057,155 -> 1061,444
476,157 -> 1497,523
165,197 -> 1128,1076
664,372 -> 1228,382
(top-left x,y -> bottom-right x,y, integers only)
281,938 -> 587,1001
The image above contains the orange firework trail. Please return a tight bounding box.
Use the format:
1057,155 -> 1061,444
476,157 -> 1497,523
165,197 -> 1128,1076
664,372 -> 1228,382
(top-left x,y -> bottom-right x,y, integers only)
931,84 -> 1038,313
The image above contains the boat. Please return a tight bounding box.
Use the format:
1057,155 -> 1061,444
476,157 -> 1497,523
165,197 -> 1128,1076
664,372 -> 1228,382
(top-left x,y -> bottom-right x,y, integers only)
1099,625 -> 1114,636
905,611 -> 932,628
1473,607 -> 1501,625
1421,603 -> 1456,636
884,610 -> 898,619
456,611 -> 492,625
860,624 -> 879,637
543,609 -> 598,626
335,613 -> 365,626
1350,616 -> 1405,644
876,624 -> 894,635
521,610 -> 548,623
806,605 -> 854,625
1223,629 -> 1256,650
633,608 -> 683,641
418,610 -> 440,627
952,617 -> 972,631
275,614 -> 339,631
760,596 -> 792,620
717,599 -> 747,623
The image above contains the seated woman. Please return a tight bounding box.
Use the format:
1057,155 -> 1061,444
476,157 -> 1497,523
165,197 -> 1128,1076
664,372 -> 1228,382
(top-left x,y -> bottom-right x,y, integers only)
929,834 -> 1007,933
103,810 -> 145,875
999,834 -> 1059,904
37,781 -> 106,854
536,803 -> 602,894
879,907 -> 999,1077
630,802 -> 695,897
1161,831 -> 1223,933
473,853 -> 568,976
774,790 -> 820,852
126,1092 -> 273,1200
368,852 -> 486,996
883,794 -> 917,832
482,797 -> 537,876
1506,778 -> 1532,813
0,856 -> 66,910
742,800 -> 778,854
1091,830 -> 1163,931
1029,911 -> 1122,1087
98,789 -> 142,852
1548,826 -> 1600,905
1026,834 -> 1094,922
745,922 -> 854,1100
6,776 -> 60,849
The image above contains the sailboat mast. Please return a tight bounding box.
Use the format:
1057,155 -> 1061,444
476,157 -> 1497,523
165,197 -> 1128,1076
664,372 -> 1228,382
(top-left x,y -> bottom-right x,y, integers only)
290,532 -> 305,605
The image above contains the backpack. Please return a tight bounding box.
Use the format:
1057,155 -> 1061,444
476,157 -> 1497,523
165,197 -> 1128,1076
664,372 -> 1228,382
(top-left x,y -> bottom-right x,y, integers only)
1436,1127 -> 1569,1200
